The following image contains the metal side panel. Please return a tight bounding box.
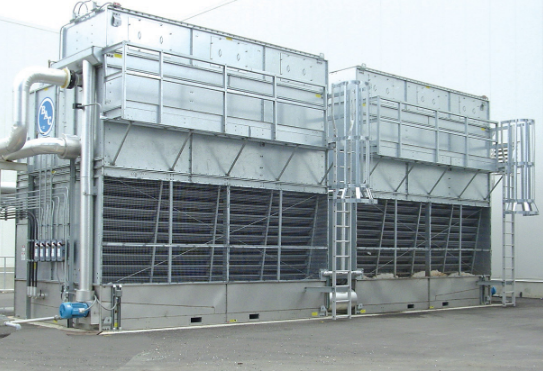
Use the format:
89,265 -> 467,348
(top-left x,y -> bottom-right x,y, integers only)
355,277 -> 482,313
14,281 -> 62,320
370,159 -> 490,205
354,66 -> 489,120
226,281 -> 324,323
356,278 -> 429,313
14,221 -> 28,281
190,135 -> 325,187
102,121 -> 191,173
428,276 -> 481,309
112,283 -> 227,330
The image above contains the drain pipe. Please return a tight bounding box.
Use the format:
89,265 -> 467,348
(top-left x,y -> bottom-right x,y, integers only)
75,59 -> 95,303
0,67 -> 74,157
4,315 -> 60,331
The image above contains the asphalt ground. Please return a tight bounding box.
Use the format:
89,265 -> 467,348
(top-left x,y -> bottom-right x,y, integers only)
0,294 -> 542,370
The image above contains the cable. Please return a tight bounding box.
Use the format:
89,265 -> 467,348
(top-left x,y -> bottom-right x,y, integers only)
94,295 -> 118,311
182,0 -> 239,22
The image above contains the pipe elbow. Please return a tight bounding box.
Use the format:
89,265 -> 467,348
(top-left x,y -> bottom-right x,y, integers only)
58,134 -> 81,159
0,67 -> 74,157
4,322 -> 21,331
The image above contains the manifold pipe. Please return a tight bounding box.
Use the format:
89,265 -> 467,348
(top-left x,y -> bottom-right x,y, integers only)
75,59 -> 95,303
0,67 -> 72,157
2,134 -> 81,161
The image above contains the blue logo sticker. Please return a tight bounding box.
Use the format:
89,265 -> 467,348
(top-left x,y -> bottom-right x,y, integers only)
38,97 -> 55,136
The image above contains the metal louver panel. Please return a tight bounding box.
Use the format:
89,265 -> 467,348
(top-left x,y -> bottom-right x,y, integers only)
357,200 -> 490,277
101,177 -> 327,283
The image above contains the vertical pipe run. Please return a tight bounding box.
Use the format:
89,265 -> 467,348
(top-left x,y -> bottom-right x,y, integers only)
168,181 -> 173,284
75,59 -> 95,303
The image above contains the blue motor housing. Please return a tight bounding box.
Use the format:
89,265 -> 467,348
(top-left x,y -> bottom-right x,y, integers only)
59,302 -> 90,319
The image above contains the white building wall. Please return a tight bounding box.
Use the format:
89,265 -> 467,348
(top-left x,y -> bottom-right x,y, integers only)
0,17 -> 58,265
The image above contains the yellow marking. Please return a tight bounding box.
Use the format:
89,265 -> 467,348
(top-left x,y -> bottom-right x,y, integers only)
114,53 -> 123,59
359,309 -> 366,314
226,37 -> 233,41
229,319 -> 237,323
429,306 -> 434,309
315,94 -> 322,98
362,103 -> 366,107
44,88 -> 49,91
425,86 -> 430,89
311,311 -> 319,317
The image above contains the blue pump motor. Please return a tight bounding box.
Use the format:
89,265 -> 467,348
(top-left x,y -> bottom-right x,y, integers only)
59,302 -> 90,319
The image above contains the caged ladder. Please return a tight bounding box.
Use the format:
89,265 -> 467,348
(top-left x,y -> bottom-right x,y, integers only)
327,81 -> 375,319
496,119 -> 538,306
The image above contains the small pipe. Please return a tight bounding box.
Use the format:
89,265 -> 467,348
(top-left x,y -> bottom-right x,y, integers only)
4,315 -> 60,331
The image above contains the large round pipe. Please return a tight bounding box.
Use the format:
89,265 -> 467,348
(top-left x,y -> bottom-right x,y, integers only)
2,134 -> 81,161
0,181 -> 16,194
0,67 -> 72,156
75,59 -> 95,303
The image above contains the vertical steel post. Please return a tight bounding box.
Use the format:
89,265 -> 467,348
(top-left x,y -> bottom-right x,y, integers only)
458,205 -> 463,273
225,186 -> 230,282
168,181 -> 173,283
393,200 -> 397,277
277,190 -> 283,280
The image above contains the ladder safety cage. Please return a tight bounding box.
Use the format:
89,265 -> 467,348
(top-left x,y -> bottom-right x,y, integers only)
326,81 -> 375,319
494,119 -> 538,307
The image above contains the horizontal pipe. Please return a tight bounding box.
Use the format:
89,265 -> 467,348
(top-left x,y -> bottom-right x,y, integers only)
2,134 -> 81,161
0,67 -> 72,157
4,315 -> 60,330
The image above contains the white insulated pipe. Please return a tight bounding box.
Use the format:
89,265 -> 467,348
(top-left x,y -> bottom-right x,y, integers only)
75,59 -> 95,303
0,181 -> 16,194
4,315 -> 61,330
2,134 -> 81,161
0,67 -> 72,157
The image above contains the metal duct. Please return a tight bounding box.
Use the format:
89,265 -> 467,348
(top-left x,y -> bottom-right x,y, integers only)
0,67 -> 73,157
2,134 -> 81,161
